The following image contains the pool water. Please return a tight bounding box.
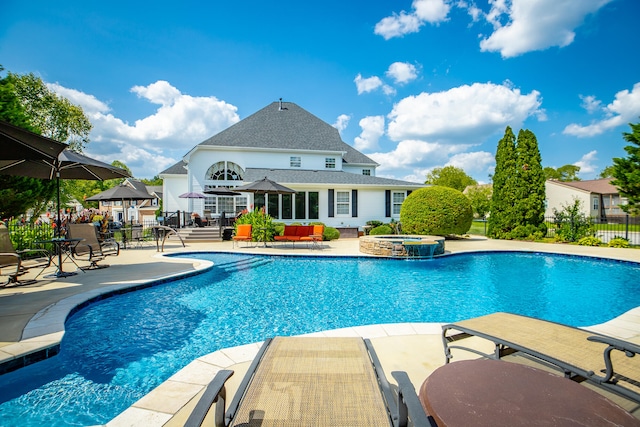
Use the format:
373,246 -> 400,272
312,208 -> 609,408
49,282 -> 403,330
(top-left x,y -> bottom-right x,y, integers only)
0,252 -> 639,426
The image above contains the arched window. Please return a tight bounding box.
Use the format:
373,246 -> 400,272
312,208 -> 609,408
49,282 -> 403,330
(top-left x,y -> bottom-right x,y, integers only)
205,161 -> 244,181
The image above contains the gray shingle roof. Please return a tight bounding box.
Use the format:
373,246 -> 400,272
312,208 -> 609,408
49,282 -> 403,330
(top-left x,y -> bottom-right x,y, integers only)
198,101 -> 377,166
245,168 -> 423,188
160,160 -> 187,175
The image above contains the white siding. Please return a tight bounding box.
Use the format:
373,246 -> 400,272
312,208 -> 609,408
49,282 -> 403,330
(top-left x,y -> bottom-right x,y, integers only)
545,181 -> 592,217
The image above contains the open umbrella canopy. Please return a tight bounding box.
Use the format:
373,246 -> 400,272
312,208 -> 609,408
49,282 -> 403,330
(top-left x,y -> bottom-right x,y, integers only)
179,192 -> 207,199
203,186 -> 241,196
85,185 -> 152,202
234,177 -> 296,194
0,120 -> 68,162
0,149 -> 129,180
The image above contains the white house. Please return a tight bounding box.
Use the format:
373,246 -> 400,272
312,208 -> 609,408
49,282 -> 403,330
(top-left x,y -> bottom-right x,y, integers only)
160,101 -> 424,228
545,178 -> 627,221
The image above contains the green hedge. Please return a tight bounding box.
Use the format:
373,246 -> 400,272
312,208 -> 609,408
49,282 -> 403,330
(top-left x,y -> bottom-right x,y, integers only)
400,186 -> 472,236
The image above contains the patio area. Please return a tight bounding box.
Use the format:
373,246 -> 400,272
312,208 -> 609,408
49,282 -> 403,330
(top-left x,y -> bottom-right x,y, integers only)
1,236 -> 639,425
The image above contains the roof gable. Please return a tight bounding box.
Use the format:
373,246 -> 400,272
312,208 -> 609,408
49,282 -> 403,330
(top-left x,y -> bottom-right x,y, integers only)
197,101 -> 376,165
547,178 -> 619,194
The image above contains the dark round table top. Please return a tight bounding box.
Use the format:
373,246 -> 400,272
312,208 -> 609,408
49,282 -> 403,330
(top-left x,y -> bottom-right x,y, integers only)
420,359 -> 640,426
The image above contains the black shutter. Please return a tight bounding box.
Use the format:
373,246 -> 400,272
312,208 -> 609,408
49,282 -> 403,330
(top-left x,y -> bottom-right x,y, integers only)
328,189 -> 334,217
385,190 -> 391,217
351,189 -> 358,217
407,190 -> 412,196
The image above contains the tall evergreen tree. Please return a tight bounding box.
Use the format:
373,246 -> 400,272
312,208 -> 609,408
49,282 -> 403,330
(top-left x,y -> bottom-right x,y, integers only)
515,129 -> 546,229
488,126 -> 518,237
612,121 -> 640,215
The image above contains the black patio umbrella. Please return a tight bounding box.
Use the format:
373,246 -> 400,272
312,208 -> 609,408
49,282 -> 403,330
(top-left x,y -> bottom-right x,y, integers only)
203,186 -> 241,196
86,185 -> 152,249
0,148 -> 129,274
178,192 -> 207,199
0,149 -> 130,234
0,120 -> 68,162
234,177 -> 296,194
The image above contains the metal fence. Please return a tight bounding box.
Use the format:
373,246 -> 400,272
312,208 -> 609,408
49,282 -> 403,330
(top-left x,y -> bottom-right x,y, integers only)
471,215 -> 639,245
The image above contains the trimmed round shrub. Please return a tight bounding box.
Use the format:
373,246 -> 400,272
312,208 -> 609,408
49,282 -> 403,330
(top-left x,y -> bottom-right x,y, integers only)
369,225 -> 393,235
323,227 -> 340,241
400,186 -> 473,236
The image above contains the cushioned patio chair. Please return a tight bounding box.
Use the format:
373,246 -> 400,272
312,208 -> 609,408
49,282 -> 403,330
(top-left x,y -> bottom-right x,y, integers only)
185,336 -> 430,427
0,225 -> 51,286
300,224 -> 324,249
442,312 -> 640,403
67,223 -> 120,269
232,224 -> 252,248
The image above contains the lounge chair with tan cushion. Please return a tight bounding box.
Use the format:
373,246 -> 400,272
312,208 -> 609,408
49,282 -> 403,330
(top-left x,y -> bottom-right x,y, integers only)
68,223 -> 119,269
442,312 -> 640,403
185,336 -> 430,427
0,225 -> 51,285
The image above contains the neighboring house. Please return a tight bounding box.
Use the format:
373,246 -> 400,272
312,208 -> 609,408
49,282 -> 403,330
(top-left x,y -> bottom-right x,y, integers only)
160,101 -> 424,228
94,179 -> 161,225
545,178 -> 627,222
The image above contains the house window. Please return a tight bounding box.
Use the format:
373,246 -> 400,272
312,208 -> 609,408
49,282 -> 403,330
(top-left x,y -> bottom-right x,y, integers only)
290,156 -> 301,168
325,158 -> 336,169
593,197 -> 599,211
392,192 -> 405,215
362,169 -> 371,176
336,191 -> 350,215
205,161 -> 244,181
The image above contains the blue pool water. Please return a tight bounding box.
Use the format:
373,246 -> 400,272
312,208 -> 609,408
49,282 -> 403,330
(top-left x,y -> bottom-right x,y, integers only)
0,251 -> 639,426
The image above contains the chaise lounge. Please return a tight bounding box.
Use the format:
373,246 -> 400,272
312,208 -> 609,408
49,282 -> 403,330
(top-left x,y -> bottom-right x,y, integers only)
442,312 -> 640,403
0,225 -> 51,285
68,223 -> 120,269
185,336 -> 430,427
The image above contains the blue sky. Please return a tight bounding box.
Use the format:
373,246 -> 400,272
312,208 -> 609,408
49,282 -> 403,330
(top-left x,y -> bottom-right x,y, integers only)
1,0 -> 638,183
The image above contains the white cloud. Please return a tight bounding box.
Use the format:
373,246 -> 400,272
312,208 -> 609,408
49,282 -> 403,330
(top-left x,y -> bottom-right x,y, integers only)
47,80 -> 240,178
387,82 -> 544,143
333,114 -> 351,133
563,82 -> 640,137
368,139 -> 474,183
354,116 -> 385,151
574,150 -> 598,174
354,74 -> 395,96
479,0 -> 613,58
354,74 -> 383,94
579,95 -> 602,114
446,151 -> 495,173
375,0 -> 451,40
386,62 -> 419,84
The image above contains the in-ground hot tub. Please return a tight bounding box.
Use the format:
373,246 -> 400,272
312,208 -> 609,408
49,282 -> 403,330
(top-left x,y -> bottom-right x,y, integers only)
359,235 -> 445,258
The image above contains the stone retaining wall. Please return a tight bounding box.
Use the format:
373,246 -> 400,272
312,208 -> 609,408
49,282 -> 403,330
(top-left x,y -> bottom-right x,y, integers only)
359,235 -> 445,257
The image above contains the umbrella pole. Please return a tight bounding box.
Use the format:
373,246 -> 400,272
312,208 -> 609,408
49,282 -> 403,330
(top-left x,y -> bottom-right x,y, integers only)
56,172 -> 64,271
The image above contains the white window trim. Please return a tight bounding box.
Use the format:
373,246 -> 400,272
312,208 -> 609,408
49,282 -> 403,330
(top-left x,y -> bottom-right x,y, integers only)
336,190 -> 350,216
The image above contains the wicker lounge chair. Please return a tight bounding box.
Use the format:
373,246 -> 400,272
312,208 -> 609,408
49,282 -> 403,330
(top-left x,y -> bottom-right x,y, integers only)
442,312 -> 640,403
67,223 -> 119,269
185,336 -> 429,427
0,225 -> 51,285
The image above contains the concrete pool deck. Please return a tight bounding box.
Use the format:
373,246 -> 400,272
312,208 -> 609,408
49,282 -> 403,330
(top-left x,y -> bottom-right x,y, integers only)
1,235 -> 639,425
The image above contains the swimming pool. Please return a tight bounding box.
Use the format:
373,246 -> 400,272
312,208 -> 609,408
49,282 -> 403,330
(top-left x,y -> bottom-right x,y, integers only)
0,251 -> 639,426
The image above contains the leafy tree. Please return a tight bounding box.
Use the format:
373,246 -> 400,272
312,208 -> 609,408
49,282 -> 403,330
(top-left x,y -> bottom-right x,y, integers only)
488,126 -> 518,237
465,185 -> 492,218
543,164 -> 581,181
0,67 -> 94,219
400,186 -> 473,236
7,71 -> 91,150
598,165 -> 615,179
611,121 -> 640,215
514,129 -> 546,232
141,175 -> 163,186
552,199 -> 593,242
425,165 -> 477,192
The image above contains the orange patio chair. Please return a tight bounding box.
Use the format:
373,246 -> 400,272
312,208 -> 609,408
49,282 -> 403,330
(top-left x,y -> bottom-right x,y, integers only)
233,224 -> 253,248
